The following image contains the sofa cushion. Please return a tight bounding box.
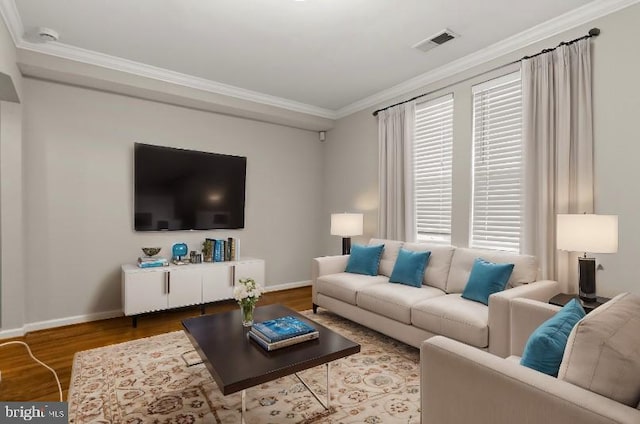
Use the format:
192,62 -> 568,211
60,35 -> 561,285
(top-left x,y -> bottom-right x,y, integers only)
357,283 -> 445,324
369,238 -> 404,277
445,248 -> 538,293
558,293 -> 640,407
520,299 -> 585,377
403,242 -> 455,291
411,294 -> 489,348
389,248 -> 431,287
315,272 -> 388,305
461,258 -> 514,305
345,243 -> 384,276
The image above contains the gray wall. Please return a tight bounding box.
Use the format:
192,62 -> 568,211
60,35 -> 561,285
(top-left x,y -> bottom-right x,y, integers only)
2,3 -> 639,331
0,100 -> 25,330
0,16 -> 21,102
21,78 -> 324,324
321,110 -> 378,254
324,4 -> 640,297
0,16 -> 25,330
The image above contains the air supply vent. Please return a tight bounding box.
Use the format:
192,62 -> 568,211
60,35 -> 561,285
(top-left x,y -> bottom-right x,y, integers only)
413,29 -> 458,53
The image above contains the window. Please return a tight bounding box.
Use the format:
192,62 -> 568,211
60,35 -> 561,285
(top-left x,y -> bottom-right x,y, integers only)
471,72 -> 523,252
413,94 -> 453,243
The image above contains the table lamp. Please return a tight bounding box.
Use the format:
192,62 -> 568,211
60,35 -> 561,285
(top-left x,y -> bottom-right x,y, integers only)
556,214 -> 618,301
331,213 -> 363,255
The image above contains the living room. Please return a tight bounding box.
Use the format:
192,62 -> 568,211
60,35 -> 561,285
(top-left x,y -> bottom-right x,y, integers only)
0,0 -> 639,423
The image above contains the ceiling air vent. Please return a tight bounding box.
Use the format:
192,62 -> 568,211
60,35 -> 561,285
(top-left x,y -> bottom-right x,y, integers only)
412,29 -> 458,53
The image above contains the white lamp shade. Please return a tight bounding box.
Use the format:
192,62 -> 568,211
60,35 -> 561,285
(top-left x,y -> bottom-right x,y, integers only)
557,214 -> 618,253
331,213 -> 363,237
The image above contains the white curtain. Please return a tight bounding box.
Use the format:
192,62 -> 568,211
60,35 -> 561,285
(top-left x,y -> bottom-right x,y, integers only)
377,102 -> 416,240
522,38 -> 594,290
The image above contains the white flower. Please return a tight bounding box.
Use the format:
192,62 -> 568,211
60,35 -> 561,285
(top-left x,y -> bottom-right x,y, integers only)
234,278 -> 264,304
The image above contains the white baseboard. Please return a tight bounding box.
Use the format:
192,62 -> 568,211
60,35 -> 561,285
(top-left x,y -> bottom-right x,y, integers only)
0,283 -> 311,339
0,327 -> 26,339
264,280 -> 311,292
25,309 -> 124,333
0,309 -> 124,339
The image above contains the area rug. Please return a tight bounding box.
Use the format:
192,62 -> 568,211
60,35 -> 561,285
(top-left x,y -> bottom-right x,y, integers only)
68,310 -> 420,423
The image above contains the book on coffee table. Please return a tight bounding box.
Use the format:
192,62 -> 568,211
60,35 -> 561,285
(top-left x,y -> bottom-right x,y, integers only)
248,328 -> 319,351
251,315 -> 316,342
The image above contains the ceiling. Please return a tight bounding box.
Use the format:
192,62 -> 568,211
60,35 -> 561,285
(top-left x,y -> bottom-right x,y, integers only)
5,0 -> 608,115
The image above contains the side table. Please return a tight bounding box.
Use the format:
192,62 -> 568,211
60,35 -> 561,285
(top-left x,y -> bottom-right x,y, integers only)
549,293 -> 611,314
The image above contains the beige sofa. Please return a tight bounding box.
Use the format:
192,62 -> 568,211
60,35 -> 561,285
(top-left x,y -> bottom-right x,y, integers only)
312,238 -> 560,357
421,293 -> 640,424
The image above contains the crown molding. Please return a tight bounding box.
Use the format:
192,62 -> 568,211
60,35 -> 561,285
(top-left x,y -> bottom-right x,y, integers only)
0,1 -> 336,120
19,41 -> 338,119
335,0 -> 640,118
2,0 -> 638,121
0,0 -> 22,45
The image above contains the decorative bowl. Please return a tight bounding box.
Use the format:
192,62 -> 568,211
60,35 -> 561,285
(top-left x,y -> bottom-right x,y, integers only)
142,247 -> 161,257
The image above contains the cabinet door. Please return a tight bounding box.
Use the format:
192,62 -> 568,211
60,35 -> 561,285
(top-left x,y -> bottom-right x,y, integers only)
123,270 -> 169,315
235,260 -> 265,286
202,265 -> 234,303
167,268 -> 203,308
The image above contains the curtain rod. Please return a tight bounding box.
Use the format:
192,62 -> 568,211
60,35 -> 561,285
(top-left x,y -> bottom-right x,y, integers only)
372,27 -> 600,117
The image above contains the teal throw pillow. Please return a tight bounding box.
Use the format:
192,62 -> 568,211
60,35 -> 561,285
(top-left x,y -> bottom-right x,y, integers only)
389,248 -> 431,287
345,244 -> 384,276
461,258 -> 514,305
520,299 -> 586,377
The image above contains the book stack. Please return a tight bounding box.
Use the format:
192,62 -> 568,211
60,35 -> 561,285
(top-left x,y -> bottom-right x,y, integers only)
137,256 -> 168,268
207,238 -> 240,262
249,315 -> 319,351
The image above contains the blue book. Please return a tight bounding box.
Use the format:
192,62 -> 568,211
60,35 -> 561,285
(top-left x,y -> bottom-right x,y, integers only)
214,239 -> 223,262
249,329 -> 319,351
252,316 -> 316,342
137,261 -> 167,268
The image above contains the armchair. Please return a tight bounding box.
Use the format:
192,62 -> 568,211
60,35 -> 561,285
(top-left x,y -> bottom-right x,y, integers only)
420,297 -> 640,424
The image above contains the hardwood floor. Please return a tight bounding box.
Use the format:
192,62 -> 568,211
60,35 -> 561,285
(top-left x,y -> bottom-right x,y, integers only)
0,286 -> 312,402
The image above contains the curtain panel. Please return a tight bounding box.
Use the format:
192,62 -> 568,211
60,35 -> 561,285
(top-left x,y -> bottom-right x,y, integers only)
521,38 -> 594,289
377,103 -> 416,241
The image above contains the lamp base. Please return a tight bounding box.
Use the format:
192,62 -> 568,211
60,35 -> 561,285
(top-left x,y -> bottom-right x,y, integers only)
578,257 -> 597,302
342,237 -> 352,255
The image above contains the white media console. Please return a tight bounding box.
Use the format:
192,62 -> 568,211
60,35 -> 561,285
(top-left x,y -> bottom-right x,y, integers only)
121,258 -> 265,326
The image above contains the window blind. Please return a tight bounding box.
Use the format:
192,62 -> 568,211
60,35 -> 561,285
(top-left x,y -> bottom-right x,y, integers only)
471,72 -> 522,252
414,94 -> 453,243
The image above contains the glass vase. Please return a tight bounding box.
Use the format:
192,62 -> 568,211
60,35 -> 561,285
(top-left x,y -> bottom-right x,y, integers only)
240,302 -> 255,327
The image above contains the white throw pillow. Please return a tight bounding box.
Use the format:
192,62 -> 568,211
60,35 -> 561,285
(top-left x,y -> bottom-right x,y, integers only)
369,238 -> 403,277
558,292 -> 640,407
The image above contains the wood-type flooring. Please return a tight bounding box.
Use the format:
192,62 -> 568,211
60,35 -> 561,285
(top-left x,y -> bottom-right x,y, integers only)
0,286 -> 312,402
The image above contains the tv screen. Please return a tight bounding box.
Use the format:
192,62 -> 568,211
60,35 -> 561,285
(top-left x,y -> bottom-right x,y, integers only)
134,143 -> 246,231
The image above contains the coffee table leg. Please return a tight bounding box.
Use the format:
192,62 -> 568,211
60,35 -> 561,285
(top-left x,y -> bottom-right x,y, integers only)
241,389 -> 246,424
295,362 -> 330,410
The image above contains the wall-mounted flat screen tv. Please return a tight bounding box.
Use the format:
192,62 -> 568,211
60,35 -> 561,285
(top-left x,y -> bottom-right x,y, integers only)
134,143 -> 246,231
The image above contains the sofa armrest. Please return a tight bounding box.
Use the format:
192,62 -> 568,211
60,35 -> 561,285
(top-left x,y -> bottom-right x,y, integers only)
488,279 -> 560,357
311,255 -> 349,303
510,298 -> 561,356
421,336 -> 640,424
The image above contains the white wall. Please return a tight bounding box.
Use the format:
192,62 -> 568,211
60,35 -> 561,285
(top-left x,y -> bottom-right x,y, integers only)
324,4 -> 640,297
21,78 -> 324,324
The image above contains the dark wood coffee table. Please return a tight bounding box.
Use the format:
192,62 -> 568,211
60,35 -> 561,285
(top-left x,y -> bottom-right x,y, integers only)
182,304 -> 360,423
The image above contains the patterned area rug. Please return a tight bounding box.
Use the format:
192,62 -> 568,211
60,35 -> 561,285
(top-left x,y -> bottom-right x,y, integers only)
68,310 -> 420,423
